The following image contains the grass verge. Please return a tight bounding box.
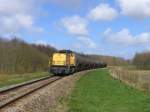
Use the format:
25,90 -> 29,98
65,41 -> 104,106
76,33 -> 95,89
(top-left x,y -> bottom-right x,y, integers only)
0,72 -> 50,88
68,69 -> 150,112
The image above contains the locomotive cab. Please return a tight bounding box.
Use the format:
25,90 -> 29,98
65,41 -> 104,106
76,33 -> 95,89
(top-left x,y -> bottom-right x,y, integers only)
49,50 -> 76,75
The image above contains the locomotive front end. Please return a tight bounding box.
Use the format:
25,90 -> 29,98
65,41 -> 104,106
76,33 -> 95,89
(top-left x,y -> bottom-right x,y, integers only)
49,50 -> 76,75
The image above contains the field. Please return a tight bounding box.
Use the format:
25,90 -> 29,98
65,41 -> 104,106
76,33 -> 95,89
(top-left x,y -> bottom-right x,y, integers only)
67,69 -> 150,112
0,72 -> 49,88
109,66 -> 150,91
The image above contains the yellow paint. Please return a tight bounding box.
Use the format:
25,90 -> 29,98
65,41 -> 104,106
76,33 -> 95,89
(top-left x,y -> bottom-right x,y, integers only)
50,52 -> 76,66
52,53 -> 66,66
70,53 -> 76,66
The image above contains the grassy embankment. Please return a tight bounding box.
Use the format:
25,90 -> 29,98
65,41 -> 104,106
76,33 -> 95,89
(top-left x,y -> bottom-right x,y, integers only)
67,69 -> 150,112
0,72 -> 50,88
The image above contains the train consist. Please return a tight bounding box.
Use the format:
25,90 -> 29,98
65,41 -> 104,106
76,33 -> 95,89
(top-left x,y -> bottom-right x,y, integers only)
49,50 -> 107,75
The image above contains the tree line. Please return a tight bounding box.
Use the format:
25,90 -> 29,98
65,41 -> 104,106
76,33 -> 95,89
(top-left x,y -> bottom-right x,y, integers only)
0,38 -> 56,74
133,52 -> 150,70
2,37 -> 149,74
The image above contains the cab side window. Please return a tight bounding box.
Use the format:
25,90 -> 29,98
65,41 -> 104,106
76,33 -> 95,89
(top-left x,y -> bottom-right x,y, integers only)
71,53 -> 74,57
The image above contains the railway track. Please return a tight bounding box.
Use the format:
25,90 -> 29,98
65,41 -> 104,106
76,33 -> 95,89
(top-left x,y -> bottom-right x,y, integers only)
0,75 -> 62,109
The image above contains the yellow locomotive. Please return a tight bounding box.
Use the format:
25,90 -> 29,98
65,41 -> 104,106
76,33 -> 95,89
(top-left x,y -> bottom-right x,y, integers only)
49,50 -> 107,75
49,50 -> 76,75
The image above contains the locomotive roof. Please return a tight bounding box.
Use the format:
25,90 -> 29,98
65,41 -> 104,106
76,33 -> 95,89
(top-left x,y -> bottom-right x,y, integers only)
58,50 -> 74,53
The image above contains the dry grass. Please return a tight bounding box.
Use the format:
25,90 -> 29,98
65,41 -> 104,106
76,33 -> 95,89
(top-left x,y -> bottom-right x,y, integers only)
109,66 -> 150,91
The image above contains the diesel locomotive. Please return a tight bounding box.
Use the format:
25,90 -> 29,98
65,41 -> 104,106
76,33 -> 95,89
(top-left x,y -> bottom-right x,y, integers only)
49,50 -> 106,75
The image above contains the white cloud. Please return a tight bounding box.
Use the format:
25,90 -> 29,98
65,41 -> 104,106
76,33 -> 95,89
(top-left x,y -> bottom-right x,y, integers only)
61,15 -> 97,48
0,0 -> 43,36
61,15 -> 88,36
118,0 -> 150,19
104,28 -> 134,45
0,0 -> 33,15
88,3 -> 118,21
136,33 -> 150,44
60,3 -> 118,48
104,28 -> 150,45
78,36 -> 97,48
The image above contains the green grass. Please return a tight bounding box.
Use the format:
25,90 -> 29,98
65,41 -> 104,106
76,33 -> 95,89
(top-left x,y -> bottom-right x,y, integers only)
68,69 -> 150,112
0,72 -> 50,88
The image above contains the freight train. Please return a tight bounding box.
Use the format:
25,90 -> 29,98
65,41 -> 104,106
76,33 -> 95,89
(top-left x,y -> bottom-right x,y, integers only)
49,50 -> 107,75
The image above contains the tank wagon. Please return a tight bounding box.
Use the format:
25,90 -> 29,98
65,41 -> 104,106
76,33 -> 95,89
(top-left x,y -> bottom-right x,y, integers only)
49,50 -> 107,75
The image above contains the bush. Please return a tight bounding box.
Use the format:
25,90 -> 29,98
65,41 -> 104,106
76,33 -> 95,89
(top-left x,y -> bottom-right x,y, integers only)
133,52 -> 150,70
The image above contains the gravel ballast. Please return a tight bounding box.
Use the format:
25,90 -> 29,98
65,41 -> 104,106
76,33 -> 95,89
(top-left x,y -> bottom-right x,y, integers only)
0,71 -> 89,112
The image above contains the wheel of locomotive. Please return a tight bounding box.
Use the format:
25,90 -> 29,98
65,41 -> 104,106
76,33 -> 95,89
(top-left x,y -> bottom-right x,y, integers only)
71,67 -> 75,73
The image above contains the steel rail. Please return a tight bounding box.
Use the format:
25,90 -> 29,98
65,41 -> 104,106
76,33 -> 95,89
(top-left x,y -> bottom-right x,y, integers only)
0,76 -> 63,109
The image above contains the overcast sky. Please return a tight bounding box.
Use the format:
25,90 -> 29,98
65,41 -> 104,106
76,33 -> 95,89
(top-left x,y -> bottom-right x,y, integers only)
0,0 -> 150,59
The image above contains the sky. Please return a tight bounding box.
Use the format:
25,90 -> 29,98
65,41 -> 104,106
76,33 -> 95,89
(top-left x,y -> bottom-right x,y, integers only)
0,0 -> 150,59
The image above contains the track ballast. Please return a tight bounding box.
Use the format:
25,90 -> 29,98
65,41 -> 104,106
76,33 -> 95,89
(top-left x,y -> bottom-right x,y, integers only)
0,75 -> 62,109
